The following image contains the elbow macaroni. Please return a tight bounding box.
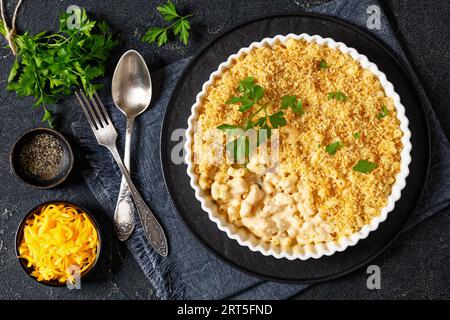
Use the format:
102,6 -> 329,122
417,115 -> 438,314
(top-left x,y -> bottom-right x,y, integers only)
207,157 -> 336,248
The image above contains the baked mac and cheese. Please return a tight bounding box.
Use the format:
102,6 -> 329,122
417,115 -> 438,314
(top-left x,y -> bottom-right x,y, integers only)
192,38 -> 403,249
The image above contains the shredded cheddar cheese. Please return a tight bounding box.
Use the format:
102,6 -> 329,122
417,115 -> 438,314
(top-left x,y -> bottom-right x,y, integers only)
18,203 -> 99,284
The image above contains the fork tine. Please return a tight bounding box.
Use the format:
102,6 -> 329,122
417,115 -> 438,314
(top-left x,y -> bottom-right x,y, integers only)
88,91 -> 108,127
75,91 -> 98,131
93,91 -> 113,125
79,90 -> 103,129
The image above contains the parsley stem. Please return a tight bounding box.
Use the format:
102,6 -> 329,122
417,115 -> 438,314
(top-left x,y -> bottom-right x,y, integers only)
162,14 -> 193,32
248,105 -> 265,121
47,33 -> 75,46
44,34 -> 67,40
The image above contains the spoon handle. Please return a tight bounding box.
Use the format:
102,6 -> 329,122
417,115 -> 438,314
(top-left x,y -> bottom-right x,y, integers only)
113,118 -> 136,241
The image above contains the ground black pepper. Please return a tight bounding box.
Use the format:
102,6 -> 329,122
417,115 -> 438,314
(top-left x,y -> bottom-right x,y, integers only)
19,134 -> 63,179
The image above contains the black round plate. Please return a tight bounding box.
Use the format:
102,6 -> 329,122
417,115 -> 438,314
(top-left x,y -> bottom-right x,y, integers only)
160,13 -> 430,282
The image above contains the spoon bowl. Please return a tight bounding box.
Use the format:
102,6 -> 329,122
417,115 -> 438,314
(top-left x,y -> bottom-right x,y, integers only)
112,50 -> 152,118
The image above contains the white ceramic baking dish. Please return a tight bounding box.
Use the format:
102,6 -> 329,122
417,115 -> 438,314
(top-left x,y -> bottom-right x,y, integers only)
185,33 -> 412,260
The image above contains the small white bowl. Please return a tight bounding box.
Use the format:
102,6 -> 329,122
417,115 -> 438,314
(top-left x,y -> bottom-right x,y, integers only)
184,33 -> 412,260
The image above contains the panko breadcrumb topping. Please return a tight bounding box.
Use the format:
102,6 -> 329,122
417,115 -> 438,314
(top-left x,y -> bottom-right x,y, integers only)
192,38 -> 403,249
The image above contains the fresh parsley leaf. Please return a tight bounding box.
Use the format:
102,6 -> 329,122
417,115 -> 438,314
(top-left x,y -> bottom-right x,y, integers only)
142,27 -> 167,45
268,111 -> 287,128
352,160 -> 378,174
8,59 -> 20,83
377,105 -> 390,119
156,0 -> 179,21
238,76 -> 254,92
237,77 -> 264,98
328,91 -> 348,101
281,95 -> 296,109
226,96 -> 241,104
255,116 -> 267,127
142,0 -> 193,47
244,120 -> 254,130
226,77 -> 264,113
353,131 -> 361,139
238,98 -> 256,113
253,85 -> 264,100
173,18 -> 190,45
156,29 -> 168,46
227,135 -> 249,164
217,124 -> 242,135
281,95 -> 304,115
1,9 -> 117,126
41,107 -> 54,128
291,100 -> 304,114
319,59 -> 328,70
325,141 -> 343,155
217,124 -> 239,131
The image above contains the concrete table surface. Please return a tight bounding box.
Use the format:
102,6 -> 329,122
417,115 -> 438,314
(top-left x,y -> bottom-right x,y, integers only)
0,0 -> 448,299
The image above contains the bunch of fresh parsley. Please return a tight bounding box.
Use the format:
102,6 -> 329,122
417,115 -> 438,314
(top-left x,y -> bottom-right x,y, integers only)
0,9 -> 117,126
218,77 -> 304,163
142,0 -> 193,47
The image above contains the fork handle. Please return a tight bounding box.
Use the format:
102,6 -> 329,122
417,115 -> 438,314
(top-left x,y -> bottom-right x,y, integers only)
109,145 -> 168,256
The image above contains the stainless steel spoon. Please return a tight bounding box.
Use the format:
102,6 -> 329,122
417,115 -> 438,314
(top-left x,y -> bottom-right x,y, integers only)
112,50 -> 152,241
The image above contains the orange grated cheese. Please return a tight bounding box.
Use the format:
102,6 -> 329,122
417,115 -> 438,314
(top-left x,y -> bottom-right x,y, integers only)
18,203 -> 99,284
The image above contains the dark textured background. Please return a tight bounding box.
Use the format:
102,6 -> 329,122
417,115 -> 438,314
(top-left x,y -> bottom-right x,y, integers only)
0,0 -> 448,299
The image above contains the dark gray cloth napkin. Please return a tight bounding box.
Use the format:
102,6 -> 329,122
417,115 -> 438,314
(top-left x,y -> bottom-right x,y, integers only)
72,0 -> 450,299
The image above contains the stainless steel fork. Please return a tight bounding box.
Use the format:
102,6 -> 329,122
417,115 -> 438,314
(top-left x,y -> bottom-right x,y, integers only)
75,90 -> 168,256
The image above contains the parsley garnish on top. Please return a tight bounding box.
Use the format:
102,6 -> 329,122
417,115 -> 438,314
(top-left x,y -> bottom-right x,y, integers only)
226,76 -> 264,112
352,160 -> 378,174
377,105 -> 390,119
268,111 -> 287,128
216,124 -> 239,131
218,77 -> 305,163
142,0 -> 193,47
319,59 -> 328,70
327,91 -> 348,101
325,141 -> 343,155
280,95 -> 304,115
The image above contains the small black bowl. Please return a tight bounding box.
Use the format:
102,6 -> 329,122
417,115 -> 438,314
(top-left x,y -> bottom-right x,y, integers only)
10,128 -> 74,189
15,201 -> 102,287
